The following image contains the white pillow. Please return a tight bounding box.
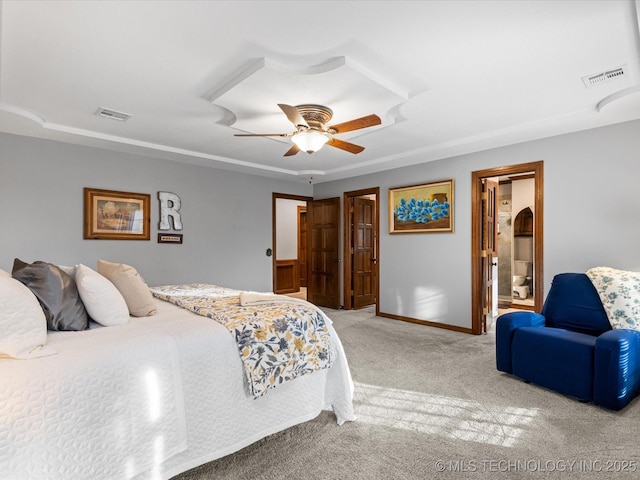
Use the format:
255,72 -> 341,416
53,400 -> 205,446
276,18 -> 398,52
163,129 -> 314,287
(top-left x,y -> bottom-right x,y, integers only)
97,260 -> 157,317
74,264 -> 130,326
0,274 -> 57,359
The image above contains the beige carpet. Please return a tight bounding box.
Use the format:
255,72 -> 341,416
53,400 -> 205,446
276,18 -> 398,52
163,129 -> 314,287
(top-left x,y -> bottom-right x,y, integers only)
172,307 -> 640,480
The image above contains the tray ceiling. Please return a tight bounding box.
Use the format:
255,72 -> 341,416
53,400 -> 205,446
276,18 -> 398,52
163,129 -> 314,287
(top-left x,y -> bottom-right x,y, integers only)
1,0 -> 639,183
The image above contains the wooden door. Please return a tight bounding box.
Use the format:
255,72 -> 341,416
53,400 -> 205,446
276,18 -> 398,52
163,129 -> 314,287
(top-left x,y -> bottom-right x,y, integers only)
297,207 -> 307,287
307,197 -> 340,309
353,197 -> 376,309
482,179 -> 498,332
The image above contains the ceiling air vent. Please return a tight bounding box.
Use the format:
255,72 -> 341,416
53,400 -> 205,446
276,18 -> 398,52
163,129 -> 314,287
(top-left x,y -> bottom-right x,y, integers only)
95,107 -> 131,121
582,65 -> 627,88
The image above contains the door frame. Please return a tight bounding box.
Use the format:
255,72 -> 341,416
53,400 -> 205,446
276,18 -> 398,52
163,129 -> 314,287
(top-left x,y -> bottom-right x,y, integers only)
343,187 -> 380,313
272,193 -> 312,293
297,205 -> 307,288
471,161 -> 544,334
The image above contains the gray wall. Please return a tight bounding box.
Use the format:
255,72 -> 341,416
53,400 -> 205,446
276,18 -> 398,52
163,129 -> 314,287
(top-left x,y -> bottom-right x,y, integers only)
314,120 -> 640,328
3,120 -> 640,329
0,133 -> 312,291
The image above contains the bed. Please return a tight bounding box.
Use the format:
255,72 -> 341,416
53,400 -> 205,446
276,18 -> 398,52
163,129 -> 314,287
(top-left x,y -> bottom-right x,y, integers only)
0,261 -> 355,480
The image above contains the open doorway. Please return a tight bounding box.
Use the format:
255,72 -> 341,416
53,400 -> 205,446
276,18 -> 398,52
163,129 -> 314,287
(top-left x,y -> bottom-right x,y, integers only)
272,193 -> 341,309
471,161 -> 544,334
343,187 -> 380,312
272,193 -> 311,296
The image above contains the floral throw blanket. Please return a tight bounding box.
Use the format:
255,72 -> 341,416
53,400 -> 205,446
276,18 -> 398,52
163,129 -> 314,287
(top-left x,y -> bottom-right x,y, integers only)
150,284 -> 333,398
586,267 -> 640,331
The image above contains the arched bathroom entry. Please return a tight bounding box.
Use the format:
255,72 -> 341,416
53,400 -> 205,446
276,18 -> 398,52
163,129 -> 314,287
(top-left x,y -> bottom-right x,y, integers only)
512,206 -> 534,307
497,177 -> 535,309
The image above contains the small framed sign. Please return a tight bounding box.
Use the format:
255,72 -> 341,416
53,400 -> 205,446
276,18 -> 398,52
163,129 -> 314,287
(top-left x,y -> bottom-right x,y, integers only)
157,233 -> 183,244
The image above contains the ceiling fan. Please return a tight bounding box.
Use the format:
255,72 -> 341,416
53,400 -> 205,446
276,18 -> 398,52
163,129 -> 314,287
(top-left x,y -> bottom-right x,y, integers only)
234,104 -> 381,156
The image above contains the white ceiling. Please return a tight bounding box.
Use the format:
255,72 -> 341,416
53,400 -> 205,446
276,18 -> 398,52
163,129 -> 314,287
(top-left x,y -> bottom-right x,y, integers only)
1,0 -> 639,183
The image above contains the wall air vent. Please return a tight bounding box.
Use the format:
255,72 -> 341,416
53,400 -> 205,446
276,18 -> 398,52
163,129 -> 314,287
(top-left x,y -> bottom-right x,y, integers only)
582,65 -> 627,88
95,107 -> 131,121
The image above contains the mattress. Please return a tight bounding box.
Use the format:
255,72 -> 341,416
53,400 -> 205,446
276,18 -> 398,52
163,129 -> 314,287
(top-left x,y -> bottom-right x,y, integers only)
0,298 -> 355,480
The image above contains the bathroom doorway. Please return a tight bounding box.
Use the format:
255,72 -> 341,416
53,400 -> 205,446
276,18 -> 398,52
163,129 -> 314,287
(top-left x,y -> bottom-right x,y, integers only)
498,179 -> 535,310
471,161 -> 544,334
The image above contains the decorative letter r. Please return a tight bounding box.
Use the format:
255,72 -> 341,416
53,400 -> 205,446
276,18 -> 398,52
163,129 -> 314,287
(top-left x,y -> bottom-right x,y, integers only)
158,192 -> 183,231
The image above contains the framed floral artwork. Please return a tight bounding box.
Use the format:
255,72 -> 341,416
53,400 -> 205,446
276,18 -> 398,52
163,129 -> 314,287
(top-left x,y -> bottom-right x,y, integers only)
83,188 -> 150,240
388,179 -> 454,233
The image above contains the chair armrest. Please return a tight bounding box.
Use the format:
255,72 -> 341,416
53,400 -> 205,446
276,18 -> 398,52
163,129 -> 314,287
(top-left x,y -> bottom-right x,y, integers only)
594,329 -> 640,410
496,311 -> 546,373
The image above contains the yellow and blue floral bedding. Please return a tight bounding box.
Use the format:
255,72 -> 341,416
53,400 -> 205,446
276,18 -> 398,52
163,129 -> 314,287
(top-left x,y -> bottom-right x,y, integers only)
150,284 -> 333,398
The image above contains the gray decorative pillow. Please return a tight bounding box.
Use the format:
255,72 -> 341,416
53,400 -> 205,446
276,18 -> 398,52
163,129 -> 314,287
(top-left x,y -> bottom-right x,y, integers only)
12,259 -> 89,331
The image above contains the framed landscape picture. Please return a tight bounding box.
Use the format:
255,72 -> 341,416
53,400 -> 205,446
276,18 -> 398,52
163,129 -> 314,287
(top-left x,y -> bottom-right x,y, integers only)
389,179 -> 454,234
84,188 -> 150,240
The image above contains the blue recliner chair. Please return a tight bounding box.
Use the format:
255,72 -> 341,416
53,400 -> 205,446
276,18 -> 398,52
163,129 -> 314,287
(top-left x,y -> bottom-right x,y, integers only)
496,273 -> 640,410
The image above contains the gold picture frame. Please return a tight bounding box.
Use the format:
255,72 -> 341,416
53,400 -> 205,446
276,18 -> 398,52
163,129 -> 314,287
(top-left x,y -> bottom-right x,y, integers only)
389,179 -> 454,233
84,188 -> 151,240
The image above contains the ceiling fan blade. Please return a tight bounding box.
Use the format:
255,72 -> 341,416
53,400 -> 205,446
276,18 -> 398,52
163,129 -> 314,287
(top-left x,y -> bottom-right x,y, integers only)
278,104 -> 309,128
328,114 -> 381,134
234,133 -> 290,137
327,137 -> 365,154
283,144 -> 300,156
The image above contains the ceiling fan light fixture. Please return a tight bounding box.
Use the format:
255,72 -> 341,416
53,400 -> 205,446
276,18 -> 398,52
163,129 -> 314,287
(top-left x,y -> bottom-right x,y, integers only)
291,130 -> 329,153
235,104 -> 379,156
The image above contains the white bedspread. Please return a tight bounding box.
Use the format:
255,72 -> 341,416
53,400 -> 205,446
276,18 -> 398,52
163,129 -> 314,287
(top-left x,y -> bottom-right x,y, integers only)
0,298 -> 355,480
